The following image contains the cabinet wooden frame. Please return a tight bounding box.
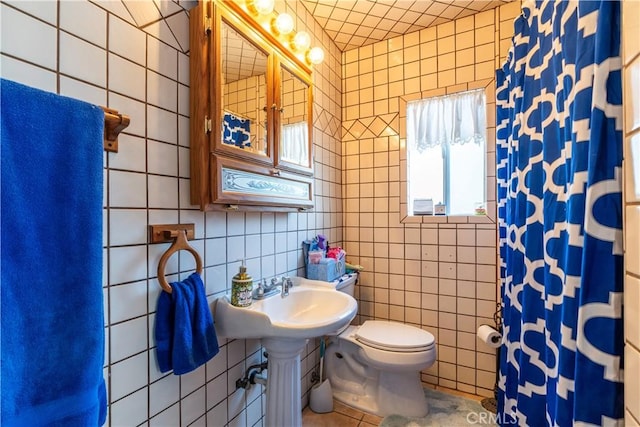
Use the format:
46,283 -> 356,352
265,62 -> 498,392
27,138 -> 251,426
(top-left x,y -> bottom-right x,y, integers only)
212,154 -> 314,209
189,0 -> 314,211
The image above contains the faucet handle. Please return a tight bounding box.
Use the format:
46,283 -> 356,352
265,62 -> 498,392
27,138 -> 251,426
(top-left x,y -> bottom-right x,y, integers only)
256,279 -> 265,297
281,280 -> 290,297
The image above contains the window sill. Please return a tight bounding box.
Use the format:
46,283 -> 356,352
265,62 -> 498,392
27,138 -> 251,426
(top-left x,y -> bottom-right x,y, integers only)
399,202 -> 496,225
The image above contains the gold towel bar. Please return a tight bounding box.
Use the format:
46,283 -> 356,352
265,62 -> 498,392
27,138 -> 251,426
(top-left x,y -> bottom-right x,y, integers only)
150,224 -> 203,294
101,106 -> 130,153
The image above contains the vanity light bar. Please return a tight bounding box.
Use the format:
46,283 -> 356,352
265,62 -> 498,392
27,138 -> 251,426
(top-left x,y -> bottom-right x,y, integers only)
242,0 -> 324,66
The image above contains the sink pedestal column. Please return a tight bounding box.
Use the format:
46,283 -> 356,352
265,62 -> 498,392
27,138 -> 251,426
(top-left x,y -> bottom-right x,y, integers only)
262,338 -> 307,427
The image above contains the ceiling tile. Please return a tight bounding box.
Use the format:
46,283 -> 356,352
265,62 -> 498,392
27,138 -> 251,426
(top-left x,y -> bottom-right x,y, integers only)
368,3 -> 392,18
409,2 -> 429,13
456,8 -> 477,19
431,16 -> 449,26
154,0 -> 182,17
298,0 -> 514,51
400,10 -> 422,24
325,19 -> 343,32
341,22 -> 359,35
392,21 -> 412,34
92,0 -> 137,25
349,35 -> 367,46
384,7 -> 407,22
376,19 -> 396,32
326,29 -> 339,39
413,14 -> 438,27
362,14 -> 383,28
352,1 -> 374,14
440,5 -> 464,19
396,1 -> 417,9
329,7 -> 349,21
425,2 -> 449,16
122,0 -> 162,27
355,25 -> 375,38
335,32 -> 352,44
314,4 -> 334,17
347,10 -> 366,24
369,28 -> 389,40
316,17 -> 329,27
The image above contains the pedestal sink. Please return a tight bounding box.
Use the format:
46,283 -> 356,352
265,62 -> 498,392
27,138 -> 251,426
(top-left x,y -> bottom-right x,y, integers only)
214,283 -> 357,427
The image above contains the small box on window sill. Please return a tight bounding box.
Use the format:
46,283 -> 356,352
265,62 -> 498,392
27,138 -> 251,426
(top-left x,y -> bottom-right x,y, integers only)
413,198 -> 433,215
434,203 -> 446,215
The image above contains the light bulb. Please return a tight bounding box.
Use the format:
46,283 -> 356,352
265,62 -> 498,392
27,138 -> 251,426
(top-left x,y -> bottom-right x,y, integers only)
307,47 -> 324,65
274,13 -> 294,35
292,31 -> 311,51
250,0 -> 274,16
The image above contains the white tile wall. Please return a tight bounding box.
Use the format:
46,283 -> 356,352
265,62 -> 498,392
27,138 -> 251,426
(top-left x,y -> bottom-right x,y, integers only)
341,3 -> 518,397
5,0 -> 633,422
624,0 -> 640,425
1,4 -> 57,69
0,0 -> 342,425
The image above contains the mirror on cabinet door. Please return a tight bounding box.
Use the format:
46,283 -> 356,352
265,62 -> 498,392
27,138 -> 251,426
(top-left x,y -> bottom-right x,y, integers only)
276,66 -> 312,172
190,0 -> 315,211
220,20 -> 269,158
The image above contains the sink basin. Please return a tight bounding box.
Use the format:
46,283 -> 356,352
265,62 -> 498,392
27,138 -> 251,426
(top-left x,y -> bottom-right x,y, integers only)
214,280 -> 358,426
214,284 -> 357,339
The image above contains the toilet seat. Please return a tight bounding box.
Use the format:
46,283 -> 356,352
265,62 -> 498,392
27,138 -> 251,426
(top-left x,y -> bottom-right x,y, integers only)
355,320 -> 435,353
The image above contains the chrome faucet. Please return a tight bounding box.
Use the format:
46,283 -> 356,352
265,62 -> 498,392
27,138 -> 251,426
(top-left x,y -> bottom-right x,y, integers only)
281,276 -> 293,298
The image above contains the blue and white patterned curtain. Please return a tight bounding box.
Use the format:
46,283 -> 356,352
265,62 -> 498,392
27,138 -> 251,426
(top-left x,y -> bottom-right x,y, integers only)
496,1 -> 624,425
222,111 -> 251,148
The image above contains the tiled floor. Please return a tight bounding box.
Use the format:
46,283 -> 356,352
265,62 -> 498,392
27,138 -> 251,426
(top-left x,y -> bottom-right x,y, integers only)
302,400 -> 382,427
302,385 -> 486,426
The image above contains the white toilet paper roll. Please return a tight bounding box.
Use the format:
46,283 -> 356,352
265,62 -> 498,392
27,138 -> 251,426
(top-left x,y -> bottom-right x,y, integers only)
477,324 -> 502,349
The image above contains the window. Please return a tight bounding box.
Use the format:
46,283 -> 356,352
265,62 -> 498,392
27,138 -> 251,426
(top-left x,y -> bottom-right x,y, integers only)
406,89 -> 486,216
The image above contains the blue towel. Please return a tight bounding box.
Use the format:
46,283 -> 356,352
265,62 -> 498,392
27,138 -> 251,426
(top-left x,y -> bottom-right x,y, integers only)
0,79 -> 107,425
155,272 -> 219,375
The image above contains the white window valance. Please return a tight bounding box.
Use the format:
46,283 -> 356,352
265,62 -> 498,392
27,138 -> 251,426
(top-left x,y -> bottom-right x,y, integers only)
407,89 -> 486,152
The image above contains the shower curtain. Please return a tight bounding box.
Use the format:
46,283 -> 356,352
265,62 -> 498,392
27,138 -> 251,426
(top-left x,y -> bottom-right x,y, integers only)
496,1 -> 624,426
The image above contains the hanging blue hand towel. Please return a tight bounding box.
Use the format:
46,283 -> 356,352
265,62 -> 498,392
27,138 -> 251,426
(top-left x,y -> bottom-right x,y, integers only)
155,272 -> 220,375
0,79 -> 107,426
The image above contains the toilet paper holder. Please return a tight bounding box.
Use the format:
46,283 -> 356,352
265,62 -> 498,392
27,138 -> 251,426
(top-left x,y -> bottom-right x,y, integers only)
477,324 -> 502,348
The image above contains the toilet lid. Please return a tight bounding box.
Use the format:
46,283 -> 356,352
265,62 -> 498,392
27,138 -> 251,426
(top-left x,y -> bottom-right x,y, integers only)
355,320 -> 435,352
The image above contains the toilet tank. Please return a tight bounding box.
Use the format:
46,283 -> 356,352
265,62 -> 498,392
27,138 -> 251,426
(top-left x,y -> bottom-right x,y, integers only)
292,273 -> 358,296
334,273 -> 358,296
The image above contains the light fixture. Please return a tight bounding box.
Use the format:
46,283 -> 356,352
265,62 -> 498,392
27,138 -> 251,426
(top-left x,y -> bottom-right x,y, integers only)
307,46 -> 324,65
248,0 -> 274,16
292,31 -> 311,51
274,13 -> 294,35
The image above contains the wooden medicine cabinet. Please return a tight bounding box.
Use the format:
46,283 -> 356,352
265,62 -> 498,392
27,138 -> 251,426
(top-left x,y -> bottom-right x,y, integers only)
190,0 -> 314,211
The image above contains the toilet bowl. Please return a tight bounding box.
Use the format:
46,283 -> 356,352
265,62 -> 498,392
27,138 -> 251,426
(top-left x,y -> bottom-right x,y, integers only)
302,274 -> 437,418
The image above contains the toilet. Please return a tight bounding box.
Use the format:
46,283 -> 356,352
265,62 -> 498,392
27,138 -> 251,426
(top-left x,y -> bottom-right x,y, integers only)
306,274 -> 437,418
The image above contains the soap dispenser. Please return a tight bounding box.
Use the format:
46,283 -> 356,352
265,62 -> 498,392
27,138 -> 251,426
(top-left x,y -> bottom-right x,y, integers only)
231,263 -> 253,307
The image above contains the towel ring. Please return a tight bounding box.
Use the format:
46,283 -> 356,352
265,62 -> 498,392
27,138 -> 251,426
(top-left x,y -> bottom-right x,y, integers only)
157,229 -> 203,294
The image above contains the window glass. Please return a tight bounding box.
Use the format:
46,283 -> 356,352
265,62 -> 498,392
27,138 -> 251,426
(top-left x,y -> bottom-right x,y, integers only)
406,89 -> 486,216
